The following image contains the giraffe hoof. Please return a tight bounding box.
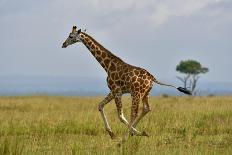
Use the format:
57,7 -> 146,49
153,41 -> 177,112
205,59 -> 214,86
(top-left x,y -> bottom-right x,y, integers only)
117,141 -> 122,147
109,131 -> 117,140
141,131 -> 149,137
130,132 -> 135,136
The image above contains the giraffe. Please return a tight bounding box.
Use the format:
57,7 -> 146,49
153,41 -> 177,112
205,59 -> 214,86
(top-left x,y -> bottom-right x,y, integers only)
62,26 -> 191,140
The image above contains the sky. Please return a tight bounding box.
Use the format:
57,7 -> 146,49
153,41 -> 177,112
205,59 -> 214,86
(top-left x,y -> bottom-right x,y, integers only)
0,0 -> 232,83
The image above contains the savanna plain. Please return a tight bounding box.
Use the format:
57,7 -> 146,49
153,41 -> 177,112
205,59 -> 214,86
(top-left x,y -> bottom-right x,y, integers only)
0,96 -> 231,154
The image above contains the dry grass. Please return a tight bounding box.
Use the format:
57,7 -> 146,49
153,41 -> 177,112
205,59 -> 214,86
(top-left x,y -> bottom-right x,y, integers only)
0,96 -> 231,154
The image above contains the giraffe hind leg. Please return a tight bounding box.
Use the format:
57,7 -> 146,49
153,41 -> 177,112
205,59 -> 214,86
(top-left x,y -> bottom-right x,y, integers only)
114,91 -> 143,141
123,93 -> 147,142
115,93 -> 142,133
98,92 -> 116,139
131,95 -> 151,137
133,95 -> 151,127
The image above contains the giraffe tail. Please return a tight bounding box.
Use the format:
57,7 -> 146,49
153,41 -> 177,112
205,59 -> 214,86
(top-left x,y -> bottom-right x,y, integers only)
153,80 -> 192,95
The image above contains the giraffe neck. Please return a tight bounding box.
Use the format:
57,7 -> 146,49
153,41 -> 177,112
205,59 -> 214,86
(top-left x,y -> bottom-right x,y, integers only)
79,32 -> 124,72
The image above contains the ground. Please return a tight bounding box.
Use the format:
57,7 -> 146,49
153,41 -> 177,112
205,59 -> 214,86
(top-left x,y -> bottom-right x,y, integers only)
0,96 -> 231,154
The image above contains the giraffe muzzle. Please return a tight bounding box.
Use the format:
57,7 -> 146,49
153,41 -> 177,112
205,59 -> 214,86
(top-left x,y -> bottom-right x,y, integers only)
62,43 -> 67,48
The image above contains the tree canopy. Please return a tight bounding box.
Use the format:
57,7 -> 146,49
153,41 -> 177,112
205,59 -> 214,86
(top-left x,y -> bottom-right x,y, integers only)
176,60 -> 209,75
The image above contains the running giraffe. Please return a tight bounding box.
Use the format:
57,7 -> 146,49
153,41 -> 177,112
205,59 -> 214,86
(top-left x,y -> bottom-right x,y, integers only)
62,26 -> 191,140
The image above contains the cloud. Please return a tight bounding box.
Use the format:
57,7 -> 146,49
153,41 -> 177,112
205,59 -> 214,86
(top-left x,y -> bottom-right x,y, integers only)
70,0 -> 228,31
145,0 -> 228,27
1,0 -> 228,31
78,0 -> 229,28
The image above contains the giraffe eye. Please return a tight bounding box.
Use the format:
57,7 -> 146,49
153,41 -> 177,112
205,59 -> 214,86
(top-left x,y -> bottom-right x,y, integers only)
69,36 -> 73,39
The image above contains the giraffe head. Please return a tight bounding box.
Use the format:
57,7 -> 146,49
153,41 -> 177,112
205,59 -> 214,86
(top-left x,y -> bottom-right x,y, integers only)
62,26 -> 82,48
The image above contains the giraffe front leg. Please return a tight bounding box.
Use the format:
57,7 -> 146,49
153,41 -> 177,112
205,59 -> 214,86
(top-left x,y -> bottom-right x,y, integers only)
114,92 -> 129,126
98,92 -> 116,139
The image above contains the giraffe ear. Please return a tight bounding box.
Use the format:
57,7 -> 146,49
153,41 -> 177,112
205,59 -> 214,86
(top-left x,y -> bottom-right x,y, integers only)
77,29 -> 81,34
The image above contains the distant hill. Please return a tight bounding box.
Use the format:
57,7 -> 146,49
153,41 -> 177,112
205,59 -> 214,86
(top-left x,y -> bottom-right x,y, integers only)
0,76 -> 232,96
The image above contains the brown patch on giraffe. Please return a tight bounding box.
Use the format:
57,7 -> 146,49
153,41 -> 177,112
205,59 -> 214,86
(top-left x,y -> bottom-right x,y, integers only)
132,75 -> 138,81
142,75 -> 147,79
80,34 -> 84,38
126,76 -> 130,82
111,84 -> 116,90
115,80 -> 120,86
132,76 -> 137,82
141,88 -> 145,94
108,78 -> 114,86
91,44 -> 95,50
145,80 -> 149,85
142,83 -> 147,88
96,50 -> 101,55
130,84 -> 134,89
135,88 -> 140,92
134,70 -> 140,75
134,82 -> 139,88
140,70 -> 146,75
109,63 -> 116,71
101,52 -> 107,58
95,47 -> 100,51
104,59 -> 110,68
85,38 -> 90,42
114,73 -> 119,80
147,76 -> 153,81
138,78 -> 144,84
112,59 -> 118,65
125,68 -> 129,73
87,41 -> 92,46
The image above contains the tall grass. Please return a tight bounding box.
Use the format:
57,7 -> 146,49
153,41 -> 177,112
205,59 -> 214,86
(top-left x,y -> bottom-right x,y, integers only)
0,96 -> 231,154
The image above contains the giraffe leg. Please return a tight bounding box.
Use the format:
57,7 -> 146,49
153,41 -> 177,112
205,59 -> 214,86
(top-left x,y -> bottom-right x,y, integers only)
114,91 -> 141,134
98,92 -> 116,139
122,94 -> 143,142
132,95 -> 151,128
130,95 -> 151,137
125,94 -> 151,140
114,92 -> 129,126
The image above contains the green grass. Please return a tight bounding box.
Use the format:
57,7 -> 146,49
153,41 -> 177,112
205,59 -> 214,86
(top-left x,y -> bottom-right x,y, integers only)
0,96 -> 231,154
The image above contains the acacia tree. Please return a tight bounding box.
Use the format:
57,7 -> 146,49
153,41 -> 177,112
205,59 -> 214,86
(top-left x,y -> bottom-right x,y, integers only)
176,60 -> 209,95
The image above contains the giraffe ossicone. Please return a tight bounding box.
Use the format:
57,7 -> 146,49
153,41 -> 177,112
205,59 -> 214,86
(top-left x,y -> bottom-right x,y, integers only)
62,26 -> 191,140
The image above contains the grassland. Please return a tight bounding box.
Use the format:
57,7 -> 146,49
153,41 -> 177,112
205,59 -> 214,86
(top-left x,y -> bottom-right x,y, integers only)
0,96 -> 231,154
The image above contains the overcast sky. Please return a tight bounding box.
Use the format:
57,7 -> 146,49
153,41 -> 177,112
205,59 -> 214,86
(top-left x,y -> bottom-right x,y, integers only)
0,0 -> 231,83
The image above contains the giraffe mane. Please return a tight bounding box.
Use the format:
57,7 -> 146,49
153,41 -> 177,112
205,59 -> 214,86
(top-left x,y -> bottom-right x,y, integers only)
82,32 -> 124,62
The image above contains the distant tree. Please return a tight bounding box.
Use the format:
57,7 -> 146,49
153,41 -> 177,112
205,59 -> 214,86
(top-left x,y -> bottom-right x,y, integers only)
176,60 -> 209,95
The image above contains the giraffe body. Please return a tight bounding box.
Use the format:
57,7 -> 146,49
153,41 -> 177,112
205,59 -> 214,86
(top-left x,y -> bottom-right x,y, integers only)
77,32 -> 155,98
62,26 -> 190,140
